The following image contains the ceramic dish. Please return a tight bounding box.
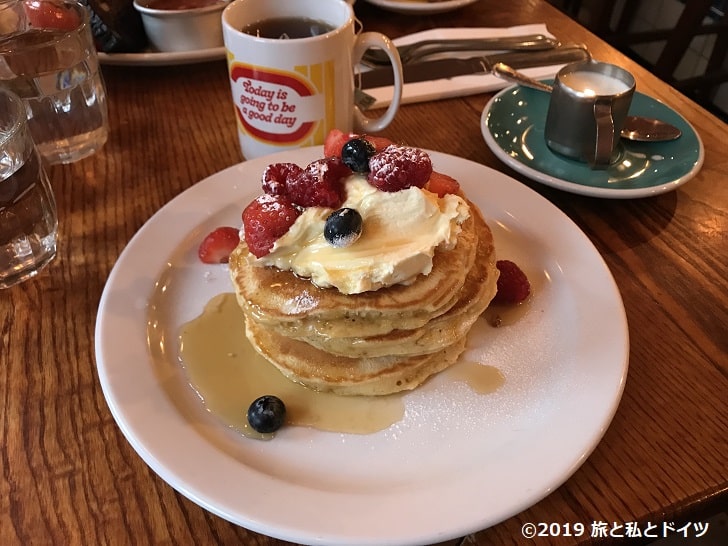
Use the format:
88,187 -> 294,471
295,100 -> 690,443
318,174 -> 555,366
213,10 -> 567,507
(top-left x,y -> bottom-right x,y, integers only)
95,147 -> 628,545
133,0 -> 228,53
482,84 -> 704,198
365,0 -> 478,15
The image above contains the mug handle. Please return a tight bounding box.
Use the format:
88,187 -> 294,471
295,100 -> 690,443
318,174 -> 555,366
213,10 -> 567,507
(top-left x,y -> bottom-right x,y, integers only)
352,32 -> 403,133
593,100 -> 615,168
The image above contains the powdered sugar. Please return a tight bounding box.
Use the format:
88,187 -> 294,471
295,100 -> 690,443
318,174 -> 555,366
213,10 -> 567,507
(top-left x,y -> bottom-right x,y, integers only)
368,145 -> 433,192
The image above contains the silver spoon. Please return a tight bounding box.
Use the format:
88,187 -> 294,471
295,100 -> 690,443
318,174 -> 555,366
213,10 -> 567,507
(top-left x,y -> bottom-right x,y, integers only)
492,62 -> 682,142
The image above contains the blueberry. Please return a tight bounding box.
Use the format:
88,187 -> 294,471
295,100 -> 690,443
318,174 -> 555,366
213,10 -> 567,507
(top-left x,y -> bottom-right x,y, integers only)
324,208 -> 363,247
341,137 -> 375,173
247,395 -> 286,433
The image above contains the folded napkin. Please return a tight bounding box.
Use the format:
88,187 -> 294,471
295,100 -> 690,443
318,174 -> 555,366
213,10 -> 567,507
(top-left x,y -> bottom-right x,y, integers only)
361,24 -> 563,108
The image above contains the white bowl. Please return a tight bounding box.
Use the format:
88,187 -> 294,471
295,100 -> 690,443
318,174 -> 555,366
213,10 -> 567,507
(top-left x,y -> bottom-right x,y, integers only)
133,0 -> 230,52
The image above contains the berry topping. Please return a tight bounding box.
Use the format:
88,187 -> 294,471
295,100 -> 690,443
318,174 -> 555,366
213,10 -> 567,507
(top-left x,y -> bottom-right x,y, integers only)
364,135 -> 395,153
247,395 -> 286,434
242,194 -> 301,258
324,128 -> 357,158
426,171 -> 461,197
197,226 -> 240,264
286,157 -> 351,208
324,208 -> 363,247
493,260 -> 531,304
323,129 -> 394,159
367,145 -> 433,192
341,137 -> 375,173
262,162 -> 303,195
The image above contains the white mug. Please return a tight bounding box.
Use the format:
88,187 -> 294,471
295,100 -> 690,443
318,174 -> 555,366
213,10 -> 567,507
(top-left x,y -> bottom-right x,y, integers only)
222,0 -> 403,160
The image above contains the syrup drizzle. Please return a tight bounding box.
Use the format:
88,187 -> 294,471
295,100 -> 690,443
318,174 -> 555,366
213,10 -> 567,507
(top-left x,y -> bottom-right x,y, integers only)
179,293 -> 506,439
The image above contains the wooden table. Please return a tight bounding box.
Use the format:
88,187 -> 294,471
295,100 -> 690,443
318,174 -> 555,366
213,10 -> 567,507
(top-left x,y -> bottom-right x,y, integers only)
2,1 -> 726,544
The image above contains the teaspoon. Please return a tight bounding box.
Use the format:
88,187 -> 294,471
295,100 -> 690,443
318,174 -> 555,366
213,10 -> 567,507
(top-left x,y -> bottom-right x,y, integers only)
492,62 -> 682,142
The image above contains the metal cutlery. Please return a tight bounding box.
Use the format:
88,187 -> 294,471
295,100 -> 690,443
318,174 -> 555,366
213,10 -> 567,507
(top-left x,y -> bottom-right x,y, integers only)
359,43 -> 590,89
361,34 -> 560,67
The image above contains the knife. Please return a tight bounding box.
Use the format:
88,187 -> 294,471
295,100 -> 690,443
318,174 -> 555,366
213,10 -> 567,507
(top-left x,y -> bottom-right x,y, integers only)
359,44 -> 591,89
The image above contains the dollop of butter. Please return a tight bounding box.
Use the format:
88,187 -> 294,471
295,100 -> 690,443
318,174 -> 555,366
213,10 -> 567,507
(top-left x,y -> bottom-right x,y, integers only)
253,177 -> 470,294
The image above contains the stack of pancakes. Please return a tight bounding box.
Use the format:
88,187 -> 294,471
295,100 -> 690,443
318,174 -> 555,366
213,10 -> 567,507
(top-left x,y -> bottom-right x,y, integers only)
229,200 -> 499,396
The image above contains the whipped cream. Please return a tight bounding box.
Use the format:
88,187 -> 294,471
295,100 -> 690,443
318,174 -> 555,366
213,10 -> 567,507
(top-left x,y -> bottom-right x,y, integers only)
252,176 -> 470,294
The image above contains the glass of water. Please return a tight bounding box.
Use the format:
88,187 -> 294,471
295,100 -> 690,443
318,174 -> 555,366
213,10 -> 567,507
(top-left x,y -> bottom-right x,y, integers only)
0,88 -> 58,289
0,0 -> 109,165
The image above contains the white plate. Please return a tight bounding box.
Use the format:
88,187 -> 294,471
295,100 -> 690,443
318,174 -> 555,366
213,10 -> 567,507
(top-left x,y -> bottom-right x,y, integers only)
95,147 -> 628,545
364,0 -> 479,15
98,46 -> 225,67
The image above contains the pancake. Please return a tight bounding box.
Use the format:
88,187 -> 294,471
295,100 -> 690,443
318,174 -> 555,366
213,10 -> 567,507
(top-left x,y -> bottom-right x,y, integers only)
229,203 -> 478,339
230,200 -> 499,395
291,208 -> 497,357
245,318 -> 468,396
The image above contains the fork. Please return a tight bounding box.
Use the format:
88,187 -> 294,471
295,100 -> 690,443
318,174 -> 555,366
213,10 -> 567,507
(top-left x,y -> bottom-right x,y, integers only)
361,34 -> 559,67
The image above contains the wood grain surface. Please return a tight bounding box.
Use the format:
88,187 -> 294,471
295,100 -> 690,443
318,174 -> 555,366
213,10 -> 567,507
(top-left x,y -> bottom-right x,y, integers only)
1,1 -> 726,545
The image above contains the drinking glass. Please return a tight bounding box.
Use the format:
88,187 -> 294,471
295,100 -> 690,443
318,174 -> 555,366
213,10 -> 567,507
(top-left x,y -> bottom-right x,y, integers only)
0,88 -> 58,288
0,0 -> 109,164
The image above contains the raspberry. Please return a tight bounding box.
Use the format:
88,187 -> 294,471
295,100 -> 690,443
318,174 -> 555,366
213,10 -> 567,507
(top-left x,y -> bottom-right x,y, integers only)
197,226 -> 240,264
367,145 -> 433,192
286,157 -> 351,208
426,171 -> 461,197
242,194 -> 301,258
493,260 -> 531,304
262,162 -> 303,195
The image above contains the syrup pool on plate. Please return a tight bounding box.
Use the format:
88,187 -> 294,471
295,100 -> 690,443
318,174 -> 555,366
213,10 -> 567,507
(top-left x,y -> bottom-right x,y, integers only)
178,293 -> 506,438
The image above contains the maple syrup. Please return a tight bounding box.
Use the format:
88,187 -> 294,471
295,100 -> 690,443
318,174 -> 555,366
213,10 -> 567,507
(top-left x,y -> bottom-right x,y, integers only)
482,296 -> 534,328
179,293 -> 507,439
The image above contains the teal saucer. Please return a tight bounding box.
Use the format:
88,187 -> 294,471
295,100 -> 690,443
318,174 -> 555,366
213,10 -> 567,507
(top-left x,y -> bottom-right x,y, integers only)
481,84 -> 704,198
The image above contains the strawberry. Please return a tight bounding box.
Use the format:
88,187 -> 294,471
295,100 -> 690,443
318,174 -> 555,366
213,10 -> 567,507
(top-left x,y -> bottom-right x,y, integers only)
426,171 -> 461,197
323,129 -> 395,159
198,226 -> 240,264
242,194 -> 301,258
286,157 -> 351,208
262,162 -> 303,195
493,260 -> 531,304
323,129 -> 357,158
368,145 -> 433,192
363,135 -> 395,153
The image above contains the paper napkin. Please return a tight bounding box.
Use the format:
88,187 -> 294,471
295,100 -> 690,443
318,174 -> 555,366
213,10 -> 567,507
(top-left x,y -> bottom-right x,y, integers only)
361,24 -> 565,108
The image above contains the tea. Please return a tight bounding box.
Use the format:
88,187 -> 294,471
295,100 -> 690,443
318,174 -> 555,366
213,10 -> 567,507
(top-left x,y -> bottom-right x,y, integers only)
241,16 -> 335,39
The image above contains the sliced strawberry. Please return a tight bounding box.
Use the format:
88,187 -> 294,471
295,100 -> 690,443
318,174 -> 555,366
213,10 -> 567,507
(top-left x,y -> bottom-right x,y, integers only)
493,260 -> 531,304
242,194 -> 301,258
324,129 -> 358,158
363,135 -> 395,153
286,157 -> 351,208
426,171 -> 461,197
198,226 -> 240,264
